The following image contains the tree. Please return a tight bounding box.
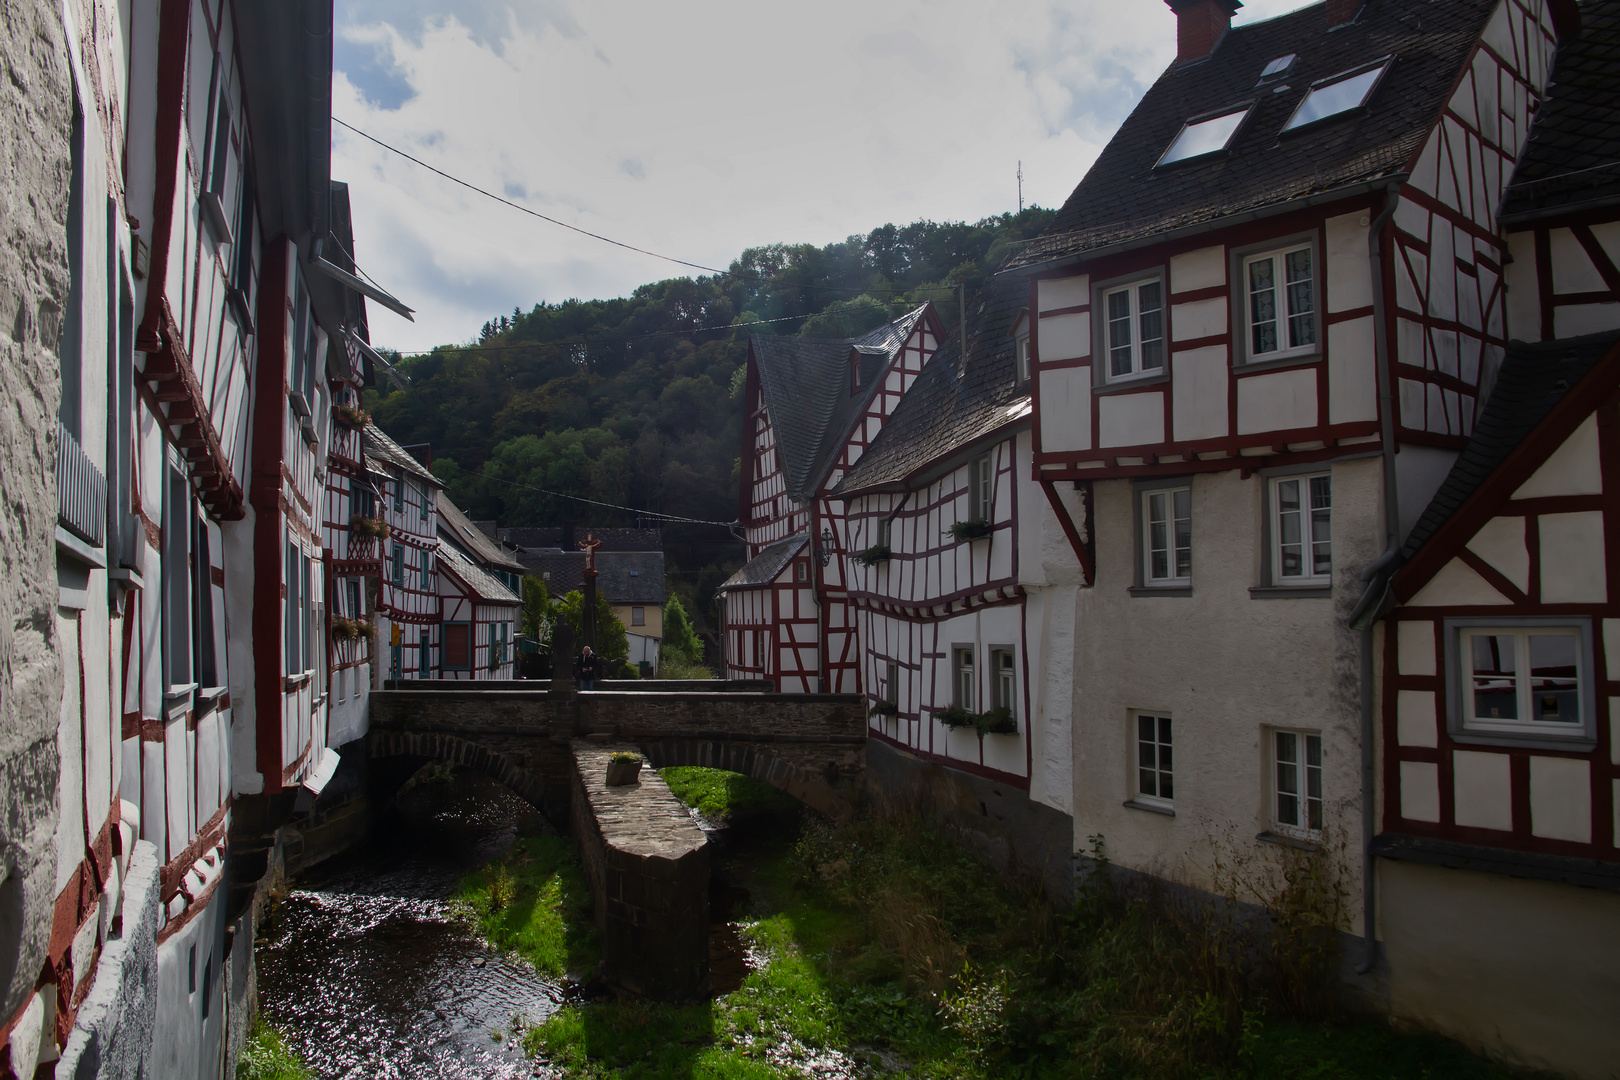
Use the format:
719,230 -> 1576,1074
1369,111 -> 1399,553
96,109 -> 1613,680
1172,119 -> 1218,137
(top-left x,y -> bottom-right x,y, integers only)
553,589 -> 628,663
662,596 -> 704,663
518,575 -> 552,640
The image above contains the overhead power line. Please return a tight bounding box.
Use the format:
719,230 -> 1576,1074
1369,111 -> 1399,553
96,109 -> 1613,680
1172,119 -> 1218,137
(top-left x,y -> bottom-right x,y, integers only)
333,117 -> 967,298
477,471 -> 738,529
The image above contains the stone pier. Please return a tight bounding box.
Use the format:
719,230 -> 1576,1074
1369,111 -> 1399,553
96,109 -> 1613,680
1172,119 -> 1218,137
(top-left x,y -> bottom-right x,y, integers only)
569,741 -> 710,998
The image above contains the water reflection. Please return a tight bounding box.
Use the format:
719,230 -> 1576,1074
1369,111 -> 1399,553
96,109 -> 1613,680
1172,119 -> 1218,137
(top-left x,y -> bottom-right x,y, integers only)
255,769 -> 563,1079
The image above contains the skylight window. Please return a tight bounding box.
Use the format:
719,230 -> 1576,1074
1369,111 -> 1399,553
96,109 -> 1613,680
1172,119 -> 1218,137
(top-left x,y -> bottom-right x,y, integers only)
1283,60 -> 1391,131
1157,105 -> 1252,167
1258,54 -> 1296,82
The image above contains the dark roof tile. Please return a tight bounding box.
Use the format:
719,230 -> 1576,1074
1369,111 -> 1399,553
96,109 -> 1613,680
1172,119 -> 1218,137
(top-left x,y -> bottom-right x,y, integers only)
719,534 -> 808,590
1005,0 -> 1496,270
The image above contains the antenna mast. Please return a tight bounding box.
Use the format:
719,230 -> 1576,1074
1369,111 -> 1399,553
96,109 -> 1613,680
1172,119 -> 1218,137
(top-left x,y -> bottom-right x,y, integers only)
1017,161 -> 1023,212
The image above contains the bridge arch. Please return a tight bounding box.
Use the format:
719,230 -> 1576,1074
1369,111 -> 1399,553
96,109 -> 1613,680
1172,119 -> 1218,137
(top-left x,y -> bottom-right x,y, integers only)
366,729 -> 549,810
635,738 -> 855,821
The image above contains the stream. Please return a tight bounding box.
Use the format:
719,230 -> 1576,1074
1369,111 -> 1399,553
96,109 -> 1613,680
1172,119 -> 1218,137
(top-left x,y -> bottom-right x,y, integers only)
252,766 -> 768,1079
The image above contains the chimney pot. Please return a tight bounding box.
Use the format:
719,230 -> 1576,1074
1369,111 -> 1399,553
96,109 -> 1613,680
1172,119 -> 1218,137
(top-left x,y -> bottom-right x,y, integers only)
1165,0 -> 1242,63
1326,0 -> 1360,27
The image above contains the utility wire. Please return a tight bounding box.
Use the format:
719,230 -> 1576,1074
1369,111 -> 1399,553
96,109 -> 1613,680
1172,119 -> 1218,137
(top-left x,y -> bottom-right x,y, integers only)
476,471 -> 738,528
384,312 -> 817,361
334,117 -> 967,298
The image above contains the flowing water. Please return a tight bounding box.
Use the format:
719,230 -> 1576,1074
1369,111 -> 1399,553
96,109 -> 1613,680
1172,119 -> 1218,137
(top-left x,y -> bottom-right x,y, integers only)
253,767 -> 773,1079
254,769 -> 564,1079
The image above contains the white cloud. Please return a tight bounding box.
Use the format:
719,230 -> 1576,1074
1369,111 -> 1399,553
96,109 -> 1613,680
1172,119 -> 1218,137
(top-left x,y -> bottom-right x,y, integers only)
332,0 -> 1318,352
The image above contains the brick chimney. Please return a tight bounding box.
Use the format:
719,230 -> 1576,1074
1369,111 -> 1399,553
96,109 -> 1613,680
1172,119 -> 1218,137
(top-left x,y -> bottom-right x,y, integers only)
1326,0 -> 1360,27
1165,0 -> 1242,63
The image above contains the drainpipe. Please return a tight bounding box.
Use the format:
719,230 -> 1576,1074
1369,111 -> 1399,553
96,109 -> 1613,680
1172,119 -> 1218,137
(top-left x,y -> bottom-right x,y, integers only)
1349,182 -> 1403,976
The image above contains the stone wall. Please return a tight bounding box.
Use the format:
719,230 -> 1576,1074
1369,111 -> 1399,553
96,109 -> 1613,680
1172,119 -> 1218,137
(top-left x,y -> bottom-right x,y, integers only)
0,0 -> 70,1032
368,689 -> 867,817
569,742 -> 709,999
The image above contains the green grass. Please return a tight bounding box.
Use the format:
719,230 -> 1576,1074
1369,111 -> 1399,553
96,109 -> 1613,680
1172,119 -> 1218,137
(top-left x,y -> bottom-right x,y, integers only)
659,767 -> 799,822
451,833 -> 599,978
235,1019 -> 311,1080
469,814 -> 1541,1080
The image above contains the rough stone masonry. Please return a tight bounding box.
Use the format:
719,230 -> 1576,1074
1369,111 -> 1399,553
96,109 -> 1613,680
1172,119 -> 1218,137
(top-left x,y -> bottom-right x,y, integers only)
0,0 -> 70,1031
570,742 -> 709,999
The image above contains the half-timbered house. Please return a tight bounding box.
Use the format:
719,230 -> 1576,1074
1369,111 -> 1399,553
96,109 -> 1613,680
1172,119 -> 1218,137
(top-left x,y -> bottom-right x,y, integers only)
366,425 -> 443,683
1369,7 -> 1620,1072
831,273 -> 1089,894
720,305 -> 942,690
434,496 -> 522,680
998,0 -> 1573,984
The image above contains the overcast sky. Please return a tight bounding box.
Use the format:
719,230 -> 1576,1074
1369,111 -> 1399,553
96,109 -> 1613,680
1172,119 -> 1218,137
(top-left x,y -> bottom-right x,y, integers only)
330,0 -> 1318,353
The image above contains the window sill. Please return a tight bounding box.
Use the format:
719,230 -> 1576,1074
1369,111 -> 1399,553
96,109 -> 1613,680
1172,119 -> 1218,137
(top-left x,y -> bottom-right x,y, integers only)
1234,349 -> 1322,375
1095,371 -> 1169,395
283,672 -> 313,692
1123,799 -> 1175,817
1129,585 -> 1192,597
1249,585 -> 1332,599
1257,830 -> 1320,852
1449,729 -> 1596,753
195,685 -> 229,715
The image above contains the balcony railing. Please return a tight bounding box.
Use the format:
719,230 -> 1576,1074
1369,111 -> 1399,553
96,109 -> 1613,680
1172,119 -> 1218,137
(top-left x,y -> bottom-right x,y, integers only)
57,422 -> 106,547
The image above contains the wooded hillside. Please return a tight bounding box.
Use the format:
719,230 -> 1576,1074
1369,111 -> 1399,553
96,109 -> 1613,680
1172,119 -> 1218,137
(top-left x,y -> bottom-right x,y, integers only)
363,208 -> 1055,647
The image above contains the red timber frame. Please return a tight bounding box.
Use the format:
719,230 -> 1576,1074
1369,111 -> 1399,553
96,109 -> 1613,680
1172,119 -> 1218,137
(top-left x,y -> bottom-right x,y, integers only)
1381,340 -> 1620,862
726,310 -> 941,690
845,435 -> 1032,787
372,450 -> 441,680
1025,0 -> 1560,491
324,358 -> 374,683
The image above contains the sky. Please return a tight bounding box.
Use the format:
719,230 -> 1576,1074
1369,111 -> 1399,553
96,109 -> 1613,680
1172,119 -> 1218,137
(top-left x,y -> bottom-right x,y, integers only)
330,0 -> 1320,353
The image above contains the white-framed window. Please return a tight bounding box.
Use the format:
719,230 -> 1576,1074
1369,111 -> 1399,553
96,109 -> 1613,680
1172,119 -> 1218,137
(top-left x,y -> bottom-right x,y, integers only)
1272,473 -> 1331,584
1455,624 -> 1587,739
1273,730 -> 1323,836
1156,104 -> 1252,167
1243,244 -> 1316,360
991,649 -> 1016,714
876,516 -> 892,549
391,543 -> 403,585
1016,335 -> 1031,385
884,660 -> 899,706
1283,59 -> 1392,132
1102,279 -> 1164,381
969,455 -> 992,522
1143,486 -> 1192,587
631,606 -> 645,626
795,560 -> 809,583
953,646 -> 975,710
1135,713 -> 1173,804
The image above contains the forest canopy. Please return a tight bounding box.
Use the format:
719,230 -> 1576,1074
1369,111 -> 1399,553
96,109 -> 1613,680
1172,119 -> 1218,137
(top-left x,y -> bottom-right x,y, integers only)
363,208 -> 1055,644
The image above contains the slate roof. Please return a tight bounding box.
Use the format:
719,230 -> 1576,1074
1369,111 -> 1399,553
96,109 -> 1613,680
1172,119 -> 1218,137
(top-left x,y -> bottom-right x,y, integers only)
1400,331 -> 1620,562
518,549 -> 667,605
751,305 -> 930,501
437,496 -> 526,575
499,527 -> 662,552
1500,0 -> 1620,221
1003,0 -> 1499,271
835,274 -> 1031,495
718,534 -> 808,591
438,543 -> 521,606
363,424 -> 439,485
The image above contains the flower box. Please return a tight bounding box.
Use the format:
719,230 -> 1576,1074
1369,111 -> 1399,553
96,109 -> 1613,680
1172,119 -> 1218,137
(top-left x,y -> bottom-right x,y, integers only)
606,752 -> 644,786
868,700 -> 899,718
350,515 -> 390,539
949,519 -> 992,542
333,404 -> 371,431
855,545 -> 892,567
934,705 -> 1017,738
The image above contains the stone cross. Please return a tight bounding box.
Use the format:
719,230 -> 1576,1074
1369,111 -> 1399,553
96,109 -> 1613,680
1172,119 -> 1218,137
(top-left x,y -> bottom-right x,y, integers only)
579,532 -> 601,651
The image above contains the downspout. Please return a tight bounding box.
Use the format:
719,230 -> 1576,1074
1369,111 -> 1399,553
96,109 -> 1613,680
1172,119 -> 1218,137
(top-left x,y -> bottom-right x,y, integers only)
1349,183 -> 1403,976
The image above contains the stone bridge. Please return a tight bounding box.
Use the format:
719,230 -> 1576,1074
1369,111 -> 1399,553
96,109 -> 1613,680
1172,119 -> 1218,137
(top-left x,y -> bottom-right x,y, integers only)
365,685 -> 868,820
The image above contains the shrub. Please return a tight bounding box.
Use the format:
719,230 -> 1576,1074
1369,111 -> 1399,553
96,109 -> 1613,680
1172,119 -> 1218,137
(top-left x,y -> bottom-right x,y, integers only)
349,515 -> 389,539
855,544 -> 891,566
332,404 -> 370,430
869,699 -> 899,718
949,519 -> 991,542
934,705 -> 1016,737
610,751 -> 643,764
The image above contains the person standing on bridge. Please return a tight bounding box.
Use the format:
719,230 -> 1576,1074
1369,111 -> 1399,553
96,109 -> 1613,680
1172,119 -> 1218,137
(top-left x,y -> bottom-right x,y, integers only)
576,644 -> 603,690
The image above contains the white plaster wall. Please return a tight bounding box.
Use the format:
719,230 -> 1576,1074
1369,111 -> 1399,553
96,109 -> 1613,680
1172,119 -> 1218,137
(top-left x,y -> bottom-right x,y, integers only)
1236,367 -> 1316,434
1069,459 -> 1382,926
1037,366 -> 1093,452
221,512 -> 261,794
1171,346 -> 1227,442
1381,860 -> 1620,1080
1098,390 -> 1163,447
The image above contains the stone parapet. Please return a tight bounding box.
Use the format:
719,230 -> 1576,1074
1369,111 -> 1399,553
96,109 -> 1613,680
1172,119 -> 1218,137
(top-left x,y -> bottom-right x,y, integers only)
569,742 -> 709,999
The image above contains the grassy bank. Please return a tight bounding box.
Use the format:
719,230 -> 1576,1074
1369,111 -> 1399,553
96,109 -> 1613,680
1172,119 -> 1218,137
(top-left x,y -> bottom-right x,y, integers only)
454,768 -> 1537,1079
451,833 -> 599,979
235,1020 -> 312,1080
660,766 -> 799,822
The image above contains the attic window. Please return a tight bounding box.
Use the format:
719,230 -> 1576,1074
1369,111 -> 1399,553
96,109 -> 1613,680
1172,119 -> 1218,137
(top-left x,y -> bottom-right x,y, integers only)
629,571 -> 639,577
1283,59 -> 1391,132
1156,105 -> 1252,167
1257,54 -> 1296,82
